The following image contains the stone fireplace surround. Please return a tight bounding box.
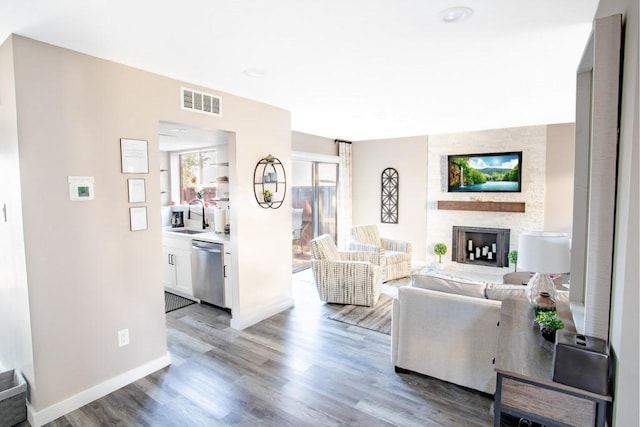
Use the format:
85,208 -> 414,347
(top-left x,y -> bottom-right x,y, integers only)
426,126 -> 547,274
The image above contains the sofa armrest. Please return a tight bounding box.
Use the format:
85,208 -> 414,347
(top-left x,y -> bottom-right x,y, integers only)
392,286 -> 501,394
381,238 -> 412,255
339,250 -> 382,265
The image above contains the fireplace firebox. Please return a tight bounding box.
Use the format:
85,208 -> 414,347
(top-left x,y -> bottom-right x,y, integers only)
452,226 -> 510,268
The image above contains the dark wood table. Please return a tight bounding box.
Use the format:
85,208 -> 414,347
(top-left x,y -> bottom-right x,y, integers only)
494,298 -> 612,427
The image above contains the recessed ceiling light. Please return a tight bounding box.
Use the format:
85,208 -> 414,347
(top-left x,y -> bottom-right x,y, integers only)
439,6 -> 473,23
243,67 -> 266,78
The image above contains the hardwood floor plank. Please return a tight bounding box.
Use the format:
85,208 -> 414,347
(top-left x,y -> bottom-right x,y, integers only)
43,271 -> 494,426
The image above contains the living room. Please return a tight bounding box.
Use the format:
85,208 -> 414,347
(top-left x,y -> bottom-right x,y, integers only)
0,1 -> 637,426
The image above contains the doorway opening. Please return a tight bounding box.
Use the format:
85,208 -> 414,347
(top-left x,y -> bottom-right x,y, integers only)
158,120 -> 235,316
291,158 -> 338,273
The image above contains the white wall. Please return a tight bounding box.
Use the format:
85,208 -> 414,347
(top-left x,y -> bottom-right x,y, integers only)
545,123 -> 575,233
4,35 -> 292,425
595,0 -> 640,424
292,131 -> 337,157
352,136 -> 428,265
0,35 -> 34,386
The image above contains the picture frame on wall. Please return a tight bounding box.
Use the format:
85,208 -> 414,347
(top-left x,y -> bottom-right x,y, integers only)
127,178 -> 146,203
120,138 -> 149,174
129,207 -> 148,231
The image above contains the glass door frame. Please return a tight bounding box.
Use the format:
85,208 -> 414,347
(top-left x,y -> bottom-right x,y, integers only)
292,151 -> 340,251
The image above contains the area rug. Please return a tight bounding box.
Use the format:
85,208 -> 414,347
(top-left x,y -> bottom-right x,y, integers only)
327,281 -> 403,335
164,291 -> 196,313
327,294 -> 394,334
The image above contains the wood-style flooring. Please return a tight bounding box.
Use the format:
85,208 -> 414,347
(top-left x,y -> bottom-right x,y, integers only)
43,270 -> 494,426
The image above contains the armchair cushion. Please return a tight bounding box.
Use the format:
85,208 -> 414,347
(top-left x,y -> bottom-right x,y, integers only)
350,224 -> 413,282
351,224 -> 382,247
310,234 -> 340,261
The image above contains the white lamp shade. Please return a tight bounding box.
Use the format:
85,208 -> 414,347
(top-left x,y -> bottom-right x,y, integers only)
517,232 -> 571,274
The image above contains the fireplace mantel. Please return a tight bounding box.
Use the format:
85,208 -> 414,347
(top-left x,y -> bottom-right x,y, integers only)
438,200 -> 526,213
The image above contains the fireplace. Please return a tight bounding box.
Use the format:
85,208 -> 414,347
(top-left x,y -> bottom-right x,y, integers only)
452,226 -> 510,268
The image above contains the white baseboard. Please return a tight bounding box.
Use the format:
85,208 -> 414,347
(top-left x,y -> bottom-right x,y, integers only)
27,353 -> 171,427
230,298 -> 294,330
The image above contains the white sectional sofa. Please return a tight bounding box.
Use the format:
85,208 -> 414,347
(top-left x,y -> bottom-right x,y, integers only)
391,270 -> 530,395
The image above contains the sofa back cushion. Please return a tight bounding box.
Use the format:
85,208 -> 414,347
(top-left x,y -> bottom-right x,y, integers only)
310,234 -> 340,261
351,225 -> 381,247
411,271 -> 487,299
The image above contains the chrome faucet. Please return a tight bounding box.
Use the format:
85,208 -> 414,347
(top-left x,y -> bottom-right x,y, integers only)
187,199 -> 209,230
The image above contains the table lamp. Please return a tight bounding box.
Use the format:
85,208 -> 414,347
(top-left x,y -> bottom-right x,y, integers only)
517,232 -> 571,304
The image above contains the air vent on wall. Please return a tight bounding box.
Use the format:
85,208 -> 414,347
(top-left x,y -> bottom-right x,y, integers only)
181,87 -> 221,116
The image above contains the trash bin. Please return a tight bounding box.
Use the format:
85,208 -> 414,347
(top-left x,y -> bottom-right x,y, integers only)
0,369 -> 27,427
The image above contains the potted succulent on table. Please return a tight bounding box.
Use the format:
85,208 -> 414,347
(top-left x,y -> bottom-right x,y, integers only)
535,311 -> 564,343
433,242 -> 448,264
508,250 -> 518,271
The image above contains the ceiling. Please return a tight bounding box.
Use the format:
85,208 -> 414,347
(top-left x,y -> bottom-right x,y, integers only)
159,121 -> 230,151
0,0 -> 599,141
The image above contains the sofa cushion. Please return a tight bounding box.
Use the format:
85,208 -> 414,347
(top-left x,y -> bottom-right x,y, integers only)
411,271 -> 487,299
485,283 -> 527,301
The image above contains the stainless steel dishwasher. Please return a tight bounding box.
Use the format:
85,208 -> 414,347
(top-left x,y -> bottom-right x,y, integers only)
191,240 -> 225,308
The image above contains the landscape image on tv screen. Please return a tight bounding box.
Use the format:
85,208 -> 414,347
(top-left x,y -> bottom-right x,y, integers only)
448,152 -> 522,192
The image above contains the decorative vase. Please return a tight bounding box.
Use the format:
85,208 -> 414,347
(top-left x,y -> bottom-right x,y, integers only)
525,273 -> 557,305
534,292 -> 556,313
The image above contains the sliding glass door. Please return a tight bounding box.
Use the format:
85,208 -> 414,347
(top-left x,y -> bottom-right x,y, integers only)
292,159 -> 338,272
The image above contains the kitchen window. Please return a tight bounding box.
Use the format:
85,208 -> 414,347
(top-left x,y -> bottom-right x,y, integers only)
179,148 -> 227,206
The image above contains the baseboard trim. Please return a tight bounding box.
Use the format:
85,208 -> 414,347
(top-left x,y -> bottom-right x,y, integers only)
230,298 -> 294,330
27,353 -> 171,427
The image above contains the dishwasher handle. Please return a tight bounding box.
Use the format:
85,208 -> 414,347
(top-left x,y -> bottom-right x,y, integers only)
192,240 -> 223,252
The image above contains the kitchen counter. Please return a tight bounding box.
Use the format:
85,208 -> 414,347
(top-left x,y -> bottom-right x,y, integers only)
163,227 -> 230,244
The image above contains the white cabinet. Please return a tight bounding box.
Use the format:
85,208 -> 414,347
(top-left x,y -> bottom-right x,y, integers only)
163,237 -> 193,297
224,247 -> 232,309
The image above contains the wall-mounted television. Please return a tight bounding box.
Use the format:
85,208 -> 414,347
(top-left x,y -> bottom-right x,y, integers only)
447,151 -> 522,193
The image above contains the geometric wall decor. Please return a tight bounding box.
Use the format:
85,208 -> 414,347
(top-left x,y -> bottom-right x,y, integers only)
381,167 -> 399,223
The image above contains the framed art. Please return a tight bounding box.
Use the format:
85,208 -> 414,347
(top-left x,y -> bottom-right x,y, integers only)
127,178 -> 146,203
381,167 -> 399,223
129,207 -> 148,231
120,138 -> 149,173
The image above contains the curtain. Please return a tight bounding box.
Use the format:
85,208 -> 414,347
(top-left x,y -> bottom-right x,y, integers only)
336,139 -> 353,250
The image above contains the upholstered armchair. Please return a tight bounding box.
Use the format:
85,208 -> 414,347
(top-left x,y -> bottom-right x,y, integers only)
310,234 -> 382,306
350,224 -> 412,282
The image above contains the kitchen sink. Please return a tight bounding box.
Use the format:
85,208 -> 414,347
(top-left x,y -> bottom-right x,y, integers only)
168,229 -> 206,235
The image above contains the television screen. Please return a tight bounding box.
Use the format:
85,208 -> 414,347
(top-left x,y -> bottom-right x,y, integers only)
448,151 -> 522,192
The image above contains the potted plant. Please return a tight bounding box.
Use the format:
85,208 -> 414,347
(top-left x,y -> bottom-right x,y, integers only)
433,243 -> 448,264
535,311 -> 564,343
263,189 -> 273,203
508,250 -> 518,272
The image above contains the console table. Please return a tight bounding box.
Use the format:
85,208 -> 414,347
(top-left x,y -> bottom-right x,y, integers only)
494,298 -> 612,426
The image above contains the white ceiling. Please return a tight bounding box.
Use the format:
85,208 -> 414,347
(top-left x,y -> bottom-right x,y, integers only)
0,0 -> 599,141
158,121 -> 230,151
